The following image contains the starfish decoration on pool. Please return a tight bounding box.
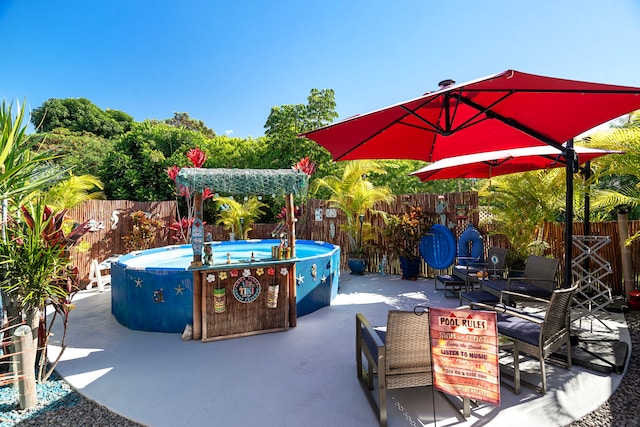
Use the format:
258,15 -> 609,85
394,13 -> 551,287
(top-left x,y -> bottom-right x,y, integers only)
297,274 -> 304,285
134,277 -> 143,288
321,275 -> 327,284
175,284 -> 185,295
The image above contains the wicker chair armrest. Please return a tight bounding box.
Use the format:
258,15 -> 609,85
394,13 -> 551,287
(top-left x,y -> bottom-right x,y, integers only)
499,290 -> 551,305
356,313 -> 385,350
469,302 -> 544,324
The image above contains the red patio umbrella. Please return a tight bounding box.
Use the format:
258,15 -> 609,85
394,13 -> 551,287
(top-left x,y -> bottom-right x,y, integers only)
301,70 -> 640,288
410,145 -> 621,181
300,70 -> 640,163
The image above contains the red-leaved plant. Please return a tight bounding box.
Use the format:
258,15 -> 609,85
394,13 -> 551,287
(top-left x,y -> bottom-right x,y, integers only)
167,147 -> 214,243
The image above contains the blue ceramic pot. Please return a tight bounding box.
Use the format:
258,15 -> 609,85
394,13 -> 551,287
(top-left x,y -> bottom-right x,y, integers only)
348,258 -> 367,275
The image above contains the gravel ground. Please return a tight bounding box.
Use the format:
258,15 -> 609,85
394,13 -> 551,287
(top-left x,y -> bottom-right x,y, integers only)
1,311 -> 639,427
568,310 -> 640,427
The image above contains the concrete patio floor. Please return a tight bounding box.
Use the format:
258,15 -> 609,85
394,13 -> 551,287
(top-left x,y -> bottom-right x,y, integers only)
48,272 -> 630,427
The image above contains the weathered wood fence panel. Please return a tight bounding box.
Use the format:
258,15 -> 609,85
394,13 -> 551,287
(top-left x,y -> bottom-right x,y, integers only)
541,221 -> 640,296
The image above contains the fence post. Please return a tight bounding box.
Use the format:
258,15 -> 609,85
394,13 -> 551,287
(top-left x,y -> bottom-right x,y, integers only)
12,325 -> 37,409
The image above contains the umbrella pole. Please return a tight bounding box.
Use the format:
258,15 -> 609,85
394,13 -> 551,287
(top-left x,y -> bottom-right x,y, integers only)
564,139 -> 575,288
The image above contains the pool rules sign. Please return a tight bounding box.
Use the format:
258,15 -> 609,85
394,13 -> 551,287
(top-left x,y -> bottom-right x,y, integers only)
429,307 -> 500,406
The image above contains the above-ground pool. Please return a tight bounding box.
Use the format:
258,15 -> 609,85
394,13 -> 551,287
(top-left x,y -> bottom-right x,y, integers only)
111,239 -> 340,333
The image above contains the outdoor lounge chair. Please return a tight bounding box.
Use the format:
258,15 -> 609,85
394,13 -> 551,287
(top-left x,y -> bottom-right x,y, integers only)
460,255 -> 560,306
356,310 -> 432,427
436,246 -> 508,298
470,285 -> 578,394
453,246 -> 509,287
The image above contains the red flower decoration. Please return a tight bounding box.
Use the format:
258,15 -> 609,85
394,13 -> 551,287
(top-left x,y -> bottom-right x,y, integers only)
292,157 -> 316,176
186,147 -> 207,168
230,269 -> 239,277
267,267 -> 275,276
167,165 -> 181,182
202,188 -> 214,200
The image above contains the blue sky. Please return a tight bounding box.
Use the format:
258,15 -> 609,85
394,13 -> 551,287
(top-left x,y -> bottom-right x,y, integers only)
2,0 -> 640,138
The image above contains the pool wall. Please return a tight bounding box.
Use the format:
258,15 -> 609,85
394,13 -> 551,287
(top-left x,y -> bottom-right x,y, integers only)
111,240 -> 340,333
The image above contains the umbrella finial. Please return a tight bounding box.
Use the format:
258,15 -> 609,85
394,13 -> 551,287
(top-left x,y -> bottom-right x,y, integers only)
438,79 -> 455,89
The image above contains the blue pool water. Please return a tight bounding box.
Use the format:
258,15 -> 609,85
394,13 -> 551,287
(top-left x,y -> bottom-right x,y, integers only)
111,239 -> 341,332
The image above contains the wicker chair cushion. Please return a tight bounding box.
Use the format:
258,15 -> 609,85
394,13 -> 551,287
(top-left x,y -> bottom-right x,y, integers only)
496,311 -> 544,346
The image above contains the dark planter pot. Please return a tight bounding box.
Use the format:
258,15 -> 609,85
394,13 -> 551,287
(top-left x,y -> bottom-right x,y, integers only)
348,258 -> 368,275
400,256 -> 421,281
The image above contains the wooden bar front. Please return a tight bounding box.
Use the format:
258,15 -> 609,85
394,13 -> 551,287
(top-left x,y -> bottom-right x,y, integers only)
199,262 -> 292,342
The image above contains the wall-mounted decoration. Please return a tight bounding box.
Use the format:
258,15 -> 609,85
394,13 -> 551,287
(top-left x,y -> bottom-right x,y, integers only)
86,219 -> 105,232
267,284 -> 279,309
325,208 -> 337,218
315,208 -> 323,222
111,210 -> 120,229
214,288 -> 226,313
329,221 -> 336,238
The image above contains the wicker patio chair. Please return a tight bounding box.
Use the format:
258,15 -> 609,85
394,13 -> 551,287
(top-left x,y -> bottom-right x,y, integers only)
356,310 -> 432,427
471,285 -> 578,394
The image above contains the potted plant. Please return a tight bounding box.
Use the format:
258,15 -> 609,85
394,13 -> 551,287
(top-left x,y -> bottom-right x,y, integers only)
310,161 -> 394,274
384,206 -> 435,280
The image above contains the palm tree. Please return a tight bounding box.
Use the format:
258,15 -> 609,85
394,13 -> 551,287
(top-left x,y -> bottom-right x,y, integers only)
582,118 -> 640,234
310,161 -> 394,263
479,169 -> 566,268
214,196 -> 268,240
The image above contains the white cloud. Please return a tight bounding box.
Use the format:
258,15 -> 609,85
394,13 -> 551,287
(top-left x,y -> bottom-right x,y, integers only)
225,129 -> 234,135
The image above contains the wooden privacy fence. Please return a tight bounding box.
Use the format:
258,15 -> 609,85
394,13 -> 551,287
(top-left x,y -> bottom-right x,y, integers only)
68,200 -> 178,281
68,197 -> 640,296
541,221 -> 640,296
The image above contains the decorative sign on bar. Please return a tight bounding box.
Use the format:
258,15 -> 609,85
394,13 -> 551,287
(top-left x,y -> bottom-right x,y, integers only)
430,307 -> 500,406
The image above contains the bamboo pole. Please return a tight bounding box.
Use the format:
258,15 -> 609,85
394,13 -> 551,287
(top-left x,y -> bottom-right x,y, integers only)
286,193 -> 297,327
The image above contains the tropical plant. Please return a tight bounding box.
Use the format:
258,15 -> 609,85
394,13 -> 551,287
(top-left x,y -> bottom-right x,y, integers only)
214,196 -> 268,240
0,199 -> 89,382
310,160 -> 394,257
166,147 -> 214,243
384,206 -> 435,260
478,170 -> 562,269
0,99 -> 65,203
581,120 -> 640,241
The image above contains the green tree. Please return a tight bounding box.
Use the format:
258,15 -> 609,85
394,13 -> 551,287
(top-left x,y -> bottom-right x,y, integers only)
100,121 -> 209,201
31,98 -> 133,138
161,112 -> 215,138
373,160 -> 475,195
28,128 -> 116,177
264,88 -> 337,176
